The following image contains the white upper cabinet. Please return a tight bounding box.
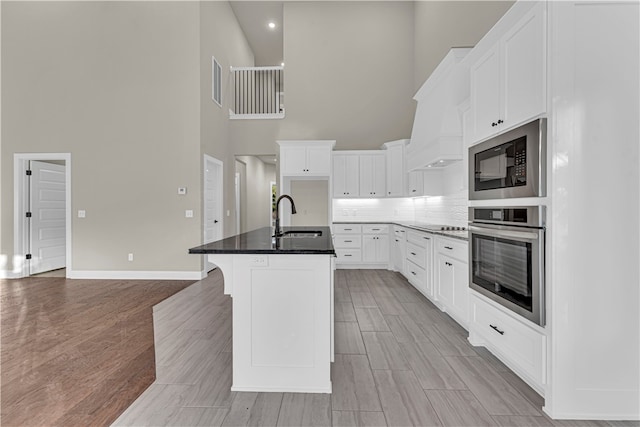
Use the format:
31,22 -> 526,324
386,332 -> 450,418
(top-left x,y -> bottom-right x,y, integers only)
382,140 -> 408,197
407,171 -> 424,196
278,140 -> 335,176
332,153 -> 359,197
468,2 -> 546,143
359,153 -> 386,197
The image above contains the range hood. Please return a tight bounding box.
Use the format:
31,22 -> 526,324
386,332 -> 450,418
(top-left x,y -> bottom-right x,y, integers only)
406,48 -> 471,171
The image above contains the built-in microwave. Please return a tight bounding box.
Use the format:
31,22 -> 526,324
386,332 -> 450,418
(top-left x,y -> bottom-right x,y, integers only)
469,119 -> 546,200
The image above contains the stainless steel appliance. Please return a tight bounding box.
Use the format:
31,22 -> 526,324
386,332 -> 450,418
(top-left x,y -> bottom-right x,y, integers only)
469,119 -> 546,200
469,206 -> 545,326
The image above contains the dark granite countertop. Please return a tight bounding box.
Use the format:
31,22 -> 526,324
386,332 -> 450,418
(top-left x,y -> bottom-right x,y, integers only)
333,221 -> 469,241
189,226 -> 336,255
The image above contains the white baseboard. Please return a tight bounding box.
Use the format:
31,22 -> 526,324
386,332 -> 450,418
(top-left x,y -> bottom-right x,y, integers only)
67,270 -> 206,280
0,270 -> 21,279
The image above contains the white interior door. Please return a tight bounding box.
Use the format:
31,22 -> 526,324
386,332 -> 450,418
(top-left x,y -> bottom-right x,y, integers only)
29,160 -> 66,275
204,155 -> 223,272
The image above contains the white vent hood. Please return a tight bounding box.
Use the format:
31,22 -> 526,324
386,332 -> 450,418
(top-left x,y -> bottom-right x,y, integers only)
406,48 -> 471,171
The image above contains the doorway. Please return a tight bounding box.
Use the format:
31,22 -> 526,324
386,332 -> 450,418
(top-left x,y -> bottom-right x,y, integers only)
14,153 -> 72,278
203,155 -> 223,272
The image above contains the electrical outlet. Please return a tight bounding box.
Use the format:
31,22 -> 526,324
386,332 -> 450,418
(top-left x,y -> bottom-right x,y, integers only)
185,210 -> 194,218
128,253 -> 134,262
178,187 -> 187,195
78,210 -> 86,218
249,256 -> 268,267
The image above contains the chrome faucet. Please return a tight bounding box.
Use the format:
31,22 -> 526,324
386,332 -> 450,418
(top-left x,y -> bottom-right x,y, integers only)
274,194 -> 297,237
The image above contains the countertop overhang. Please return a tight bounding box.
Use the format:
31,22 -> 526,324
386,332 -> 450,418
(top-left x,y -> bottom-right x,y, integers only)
189,226 -> 336,255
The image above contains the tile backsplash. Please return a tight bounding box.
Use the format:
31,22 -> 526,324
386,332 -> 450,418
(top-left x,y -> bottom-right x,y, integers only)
332,190 -> 468,226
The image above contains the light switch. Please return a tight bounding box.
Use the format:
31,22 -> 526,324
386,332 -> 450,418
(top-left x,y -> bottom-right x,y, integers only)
249,256 -> 268,267
185,210 -> 194,218
178,187 -> 187,195
78,210 -> 86,218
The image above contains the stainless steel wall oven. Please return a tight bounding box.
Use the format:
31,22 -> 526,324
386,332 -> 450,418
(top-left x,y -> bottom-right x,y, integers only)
469,118 -> 546,200
469,206 -> 545,326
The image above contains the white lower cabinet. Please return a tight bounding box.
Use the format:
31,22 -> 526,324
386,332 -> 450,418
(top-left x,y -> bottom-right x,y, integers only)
334,224 -> 389,268
435,237 -> 468,328
468,290 -> 546,395
391,226 -> 407,274
405,230 -> 434,300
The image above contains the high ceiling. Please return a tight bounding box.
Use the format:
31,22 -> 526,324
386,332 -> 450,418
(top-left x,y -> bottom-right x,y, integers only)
230,1 -> 284,66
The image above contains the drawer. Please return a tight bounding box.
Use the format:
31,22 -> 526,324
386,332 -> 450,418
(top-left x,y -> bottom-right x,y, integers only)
406,260 -> 426,293
470,293 -> 546,388
363,224 -> 389,234
407,230 -> 433,247
406,242 -> 426,269
333,224 -> 362,234
393,226 -> 407,239
333,235 -> 361,248
336,249 -> 362,263
436,237 -> 467,262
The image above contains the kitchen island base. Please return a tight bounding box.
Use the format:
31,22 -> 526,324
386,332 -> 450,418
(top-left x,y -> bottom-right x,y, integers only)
213,254 -> 333,394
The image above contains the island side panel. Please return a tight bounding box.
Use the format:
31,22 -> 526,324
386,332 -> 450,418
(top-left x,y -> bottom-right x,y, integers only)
206,254 -> 235,295
231,254 -> 332,393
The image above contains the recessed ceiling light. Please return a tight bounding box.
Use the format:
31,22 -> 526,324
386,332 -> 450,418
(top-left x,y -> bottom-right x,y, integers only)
281,62 -> 285,67
268,22 -> 276,29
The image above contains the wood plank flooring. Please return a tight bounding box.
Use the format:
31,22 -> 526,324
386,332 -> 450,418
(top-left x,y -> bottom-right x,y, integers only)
0,275 -> 194,426
113,269 -> 638,427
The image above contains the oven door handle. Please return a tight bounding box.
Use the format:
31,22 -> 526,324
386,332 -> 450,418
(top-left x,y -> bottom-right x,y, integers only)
469,225 -> 540,241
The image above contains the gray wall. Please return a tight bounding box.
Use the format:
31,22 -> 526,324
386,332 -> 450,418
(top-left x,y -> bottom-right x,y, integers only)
413,1 -> 513,91
236,156 -> 275,232
199,1 -> 255,239
1,2 -> 210,273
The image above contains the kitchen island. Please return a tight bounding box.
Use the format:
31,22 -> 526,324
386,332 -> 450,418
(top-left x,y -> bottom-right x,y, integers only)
189,226 -> 335,394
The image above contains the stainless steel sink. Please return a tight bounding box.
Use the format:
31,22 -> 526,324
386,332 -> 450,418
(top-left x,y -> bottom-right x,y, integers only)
280,230 -> 323,238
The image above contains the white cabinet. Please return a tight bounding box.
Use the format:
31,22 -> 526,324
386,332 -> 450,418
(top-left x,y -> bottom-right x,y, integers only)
407,171 -> 424,196
359,153 -> 386,197
278,141 -> 334,176
334,223 -> 389,268
391,226 -> 407,274
333,153 -> 359,197
362,225 -> 389,264
405,230 -> 434,300
468,291 -> 546,395
435,237 -> 468,328
381,140 -> 407,197
468,2 -> 546,143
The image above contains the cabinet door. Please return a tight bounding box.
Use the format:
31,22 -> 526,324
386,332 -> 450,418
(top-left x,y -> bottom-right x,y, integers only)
451,257 -> 469,324
280,147 -> 308,174
501,3 -> 546,129
362,235 -> 377,263
407,171 -> 424,196
359,156 -> 374,196
344,155 -> 360,196
371,155 -> 386,197
470,45 -> 501,143
436,254 -> 455,308
375,235 -> 389,263
333,154 -> 347,197
306,146 -> 331,175
386,146 -> 404,197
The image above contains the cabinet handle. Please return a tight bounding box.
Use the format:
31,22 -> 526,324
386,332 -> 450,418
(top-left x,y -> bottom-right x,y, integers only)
423,237 -> 430,240
410,252 -> 417,256
412,189 -> 416,192
490,324 -> 505,335
491,122 -> 498,127
400,230 -> 405,233
344,240 -> 352,243
444,246 -> 453,250
388,192 -> 391,195
372,228 -> 380,231
344,254 -> 352,257
411,271 -> 417,276
497,119 -> 504,124
395,239 -> 399,242
445,262 -> 452,266
344,228 -> 352,231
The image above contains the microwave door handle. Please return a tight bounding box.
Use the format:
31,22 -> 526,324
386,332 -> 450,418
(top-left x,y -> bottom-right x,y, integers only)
469,225 -> 540,241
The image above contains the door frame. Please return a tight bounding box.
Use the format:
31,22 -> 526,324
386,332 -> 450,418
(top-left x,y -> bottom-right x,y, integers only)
14,153 -> 72,278
203,154 -> 223,271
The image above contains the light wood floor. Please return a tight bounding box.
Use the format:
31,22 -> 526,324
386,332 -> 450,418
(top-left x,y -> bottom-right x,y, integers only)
113,269 -> 638,427
0,276 -> 194,426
